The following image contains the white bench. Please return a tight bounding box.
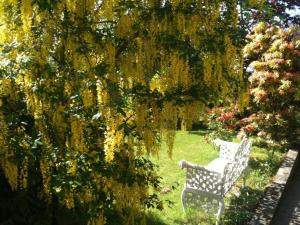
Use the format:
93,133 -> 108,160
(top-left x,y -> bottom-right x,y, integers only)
178,137 -> 252,225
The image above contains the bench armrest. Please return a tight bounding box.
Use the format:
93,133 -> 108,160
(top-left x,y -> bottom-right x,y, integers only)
178,160 -> 223,178
179,159 -> 225,196
179,160 -> 205,170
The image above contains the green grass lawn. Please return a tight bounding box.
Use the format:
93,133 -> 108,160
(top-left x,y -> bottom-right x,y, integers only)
146,130 -> 284,225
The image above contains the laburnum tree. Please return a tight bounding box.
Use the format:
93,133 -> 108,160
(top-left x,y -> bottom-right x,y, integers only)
0,0 -> 252,224
243,22 -> 300,147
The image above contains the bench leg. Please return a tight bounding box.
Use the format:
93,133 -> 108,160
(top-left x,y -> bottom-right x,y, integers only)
181,188 -> 187,212
216,198 -> 224,225
242,167 -> 250,188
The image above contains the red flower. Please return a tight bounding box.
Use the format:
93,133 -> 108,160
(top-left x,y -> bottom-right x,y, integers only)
243,124 -> 255,134
217,112 -> 234,122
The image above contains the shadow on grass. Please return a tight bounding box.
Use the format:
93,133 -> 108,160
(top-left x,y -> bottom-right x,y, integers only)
146,210 -> 215,225
223,152 -> 282,225
145,213 -> 167,225
147,187 -> 265,225
188,129 -> 207,136
223,186 -> 263,225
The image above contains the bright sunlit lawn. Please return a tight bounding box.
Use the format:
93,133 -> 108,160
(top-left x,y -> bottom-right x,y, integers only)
147,130 -> 284,225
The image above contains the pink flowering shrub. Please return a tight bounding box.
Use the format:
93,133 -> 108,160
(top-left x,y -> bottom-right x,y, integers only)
207,24 -> 299,147
206,105 -> 239,141
243,23 -> 300,147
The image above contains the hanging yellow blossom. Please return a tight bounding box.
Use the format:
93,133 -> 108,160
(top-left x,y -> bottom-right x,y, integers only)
0,0 -> 244,224
20,0 -> 32,33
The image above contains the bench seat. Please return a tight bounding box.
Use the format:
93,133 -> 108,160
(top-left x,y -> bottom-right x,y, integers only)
205,158 -> 228,176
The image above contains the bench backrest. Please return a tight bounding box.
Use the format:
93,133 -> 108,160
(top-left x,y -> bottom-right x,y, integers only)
223,138 -> 253,194
219,136 -> 247,162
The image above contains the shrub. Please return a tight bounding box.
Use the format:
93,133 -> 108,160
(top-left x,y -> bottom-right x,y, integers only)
243,22 -> 300,147
206,105 -> 240,141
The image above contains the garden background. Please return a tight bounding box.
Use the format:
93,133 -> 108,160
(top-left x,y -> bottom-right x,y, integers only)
0,0 -> 299,225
